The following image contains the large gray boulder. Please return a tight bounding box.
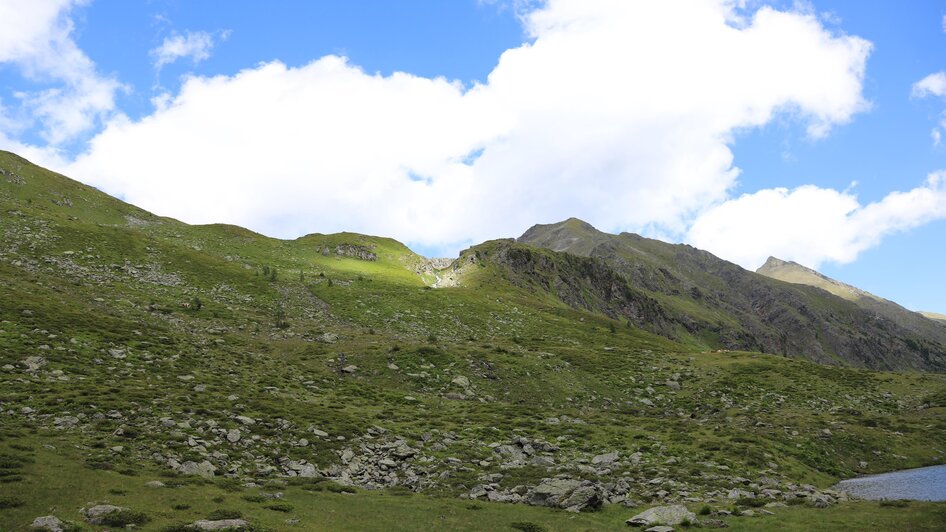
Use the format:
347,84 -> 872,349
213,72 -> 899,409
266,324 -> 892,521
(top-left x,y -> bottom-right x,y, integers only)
529,478 -> 603,512
82,504 -> 127,524
626,505 -> 697,527
189,518 -> 250,530
179,460 -> 216,478
30,516 -> 65,531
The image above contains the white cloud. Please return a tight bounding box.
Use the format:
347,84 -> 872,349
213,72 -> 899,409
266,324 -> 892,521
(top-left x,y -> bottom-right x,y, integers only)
912,71 -> 946,147
53,0 -> 871,256
912,71 -> 946,98
0,0 -> 122,144
687,173 -> 946,270
150,30 -> 224,71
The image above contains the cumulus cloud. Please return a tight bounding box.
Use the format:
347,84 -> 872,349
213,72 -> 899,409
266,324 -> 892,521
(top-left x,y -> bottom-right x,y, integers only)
150,30 -> 225,71
912,71 -> 946,145
912,72 -> 946,98
0,0 -> 122,144
54,0 -> 872,256
687,173 -> 946,269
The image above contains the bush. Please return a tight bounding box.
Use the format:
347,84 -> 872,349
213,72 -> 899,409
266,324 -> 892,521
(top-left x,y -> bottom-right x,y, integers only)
698,504 -> 712,515
265,503 -> 294,512
242,494 -> 267,503
207,509 -> 242,520
879,499 -> 910,508
325,482 -> 356,494
0,496 -> 24,508
510,522 -> 548,532
99,510 -> 150,527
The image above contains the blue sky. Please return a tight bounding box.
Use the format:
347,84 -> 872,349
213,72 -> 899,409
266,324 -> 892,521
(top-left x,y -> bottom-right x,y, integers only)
1,0 -> 945,313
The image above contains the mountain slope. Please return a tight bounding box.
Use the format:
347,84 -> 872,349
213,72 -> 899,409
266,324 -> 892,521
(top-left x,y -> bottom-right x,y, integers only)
757,256 -> 946,345
1,152 -> 946,530
518,218 -> 946,372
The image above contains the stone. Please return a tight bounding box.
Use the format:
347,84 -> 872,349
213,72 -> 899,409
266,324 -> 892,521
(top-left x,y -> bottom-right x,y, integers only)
316,332 -> 338,343
179,460 -> 216,478
311,428 -> 329,438
561,482 -> 603,512
145,480 -> 166,488
53,416 -> 79,429
626,505 -> 697,527
451,375 -> 470,388
530,478 -> 582,507
235,415 -> 256,425
592,451 -> 620,465
82,504 -> 127,525
297,463 -> 318,477
30,516 -> 65,531
645,527 -> 675,532
188,518 -> 250,530
227,429 -> 242,443
341,365 -> 358,373
22,356 -> 47,371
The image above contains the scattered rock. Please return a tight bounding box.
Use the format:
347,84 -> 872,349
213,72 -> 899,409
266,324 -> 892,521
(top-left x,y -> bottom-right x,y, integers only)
188,518 -> 250,530
592,451 -> 619,465
178,460 -> 216,478
626,505 -> 697,527
30,516 -> 65,531
81,504 -> 127,525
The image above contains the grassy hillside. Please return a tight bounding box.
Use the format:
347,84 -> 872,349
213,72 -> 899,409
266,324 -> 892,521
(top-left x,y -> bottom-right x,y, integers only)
0,152 -> 944,530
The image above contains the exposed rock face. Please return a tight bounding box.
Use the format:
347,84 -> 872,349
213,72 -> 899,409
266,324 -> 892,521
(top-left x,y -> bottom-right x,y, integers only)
317,244 -> 377,261
517,218 -> 946,371
626,504 -> 697,527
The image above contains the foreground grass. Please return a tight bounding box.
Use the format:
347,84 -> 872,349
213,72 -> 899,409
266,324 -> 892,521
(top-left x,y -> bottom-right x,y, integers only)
1,444 -> 944,531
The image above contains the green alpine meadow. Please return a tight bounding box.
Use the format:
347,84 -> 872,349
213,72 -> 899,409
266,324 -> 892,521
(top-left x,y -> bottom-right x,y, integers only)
1,150 -> 945,530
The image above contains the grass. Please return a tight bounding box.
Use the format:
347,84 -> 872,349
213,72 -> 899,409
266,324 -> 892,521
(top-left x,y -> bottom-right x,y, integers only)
0,150 -> 944,530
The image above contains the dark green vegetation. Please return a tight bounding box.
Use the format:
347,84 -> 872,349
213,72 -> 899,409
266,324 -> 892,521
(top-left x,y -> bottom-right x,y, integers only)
0,150 -> 944,530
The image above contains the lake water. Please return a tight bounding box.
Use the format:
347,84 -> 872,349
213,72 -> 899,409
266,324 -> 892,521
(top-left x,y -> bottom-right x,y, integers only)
835,464 -> 946,502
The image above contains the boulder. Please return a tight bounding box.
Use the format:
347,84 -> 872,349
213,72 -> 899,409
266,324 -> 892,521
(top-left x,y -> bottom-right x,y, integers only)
451,375 -> 471,388
626,505 -> 697,527
188,519 -> 250,530
645,527 -> 675,532
529,478 -> 603,511
30,516 -> 65,531
592,451 -> 620,465
179,460 -> 216,478
227,429 -> 241,443
82,504 -> 127,525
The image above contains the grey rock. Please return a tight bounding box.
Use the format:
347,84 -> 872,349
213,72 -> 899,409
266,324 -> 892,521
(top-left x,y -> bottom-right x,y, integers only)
227,429 -> 241,443
645,527 -> 675,532
179,460 -> 216,478
592,451 -> 619,465
145,480 -> 166,488
626,505 -> 697,527
188,518 -> 250,530
451,375 -> 470,388
235,415 -> 256,426
30,516 -> 65,531
82,504 -> 127,525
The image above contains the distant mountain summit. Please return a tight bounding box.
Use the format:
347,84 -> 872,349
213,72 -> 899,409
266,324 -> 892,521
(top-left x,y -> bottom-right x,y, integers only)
756,257 -> 880,304
516,218 -> 946,371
